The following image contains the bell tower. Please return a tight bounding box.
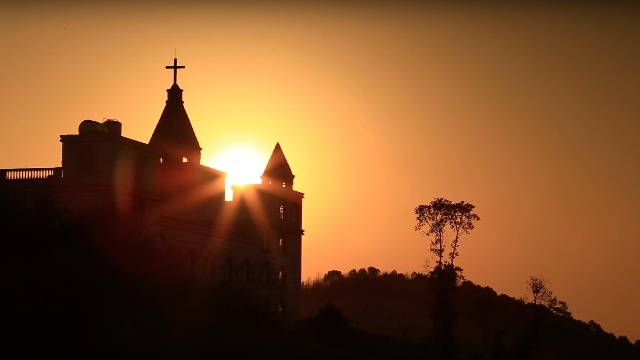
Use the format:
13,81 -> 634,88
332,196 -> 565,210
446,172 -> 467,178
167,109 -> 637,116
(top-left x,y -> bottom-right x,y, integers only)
223,142 -> 304,326
261,142 -> 295,188
149,58 -> 202,164
261,142 -> 303,325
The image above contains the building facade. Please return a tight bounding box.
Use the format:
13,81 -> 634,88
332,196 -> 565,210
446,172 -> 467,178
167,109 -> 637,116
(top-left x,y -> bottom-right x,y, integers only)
0,58 -> 304,326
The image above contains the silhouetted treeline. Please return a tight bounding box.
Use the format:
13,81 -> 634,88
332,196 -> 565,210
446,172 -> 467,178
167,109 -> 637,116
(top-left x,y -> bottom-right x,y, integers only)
3,195 -> 639,359
302,268 -> 640,359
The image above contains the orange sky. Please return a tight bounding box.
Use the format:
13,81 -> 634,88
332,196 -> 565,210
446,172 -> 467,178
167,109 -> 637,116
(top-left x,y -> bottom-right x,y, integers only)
1,2 -> 639,341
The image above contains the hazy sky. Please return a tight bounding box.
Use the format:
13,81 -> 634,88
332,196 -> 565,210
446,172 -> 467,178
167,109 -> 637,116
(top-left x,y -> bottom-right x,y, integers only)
1,2 -> 638,340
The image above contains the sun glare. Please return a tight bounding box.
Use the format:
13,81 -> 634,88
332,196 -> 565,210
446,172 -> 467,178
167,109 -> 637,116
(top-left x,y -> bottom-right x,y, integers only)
207,145 -> 265,186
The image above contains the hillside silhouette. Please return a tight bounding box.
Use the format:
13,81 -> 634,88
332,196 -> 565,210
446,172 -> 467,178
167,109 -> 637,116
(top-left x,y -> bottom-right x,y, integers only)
2,197 -> 639,358
302,269 -> 640,359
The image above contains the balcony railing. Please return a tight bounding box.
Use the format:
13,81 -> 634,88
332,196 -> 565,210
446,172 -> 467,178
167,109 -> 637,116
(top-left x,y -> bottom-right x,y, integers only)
0,167 -> 63,180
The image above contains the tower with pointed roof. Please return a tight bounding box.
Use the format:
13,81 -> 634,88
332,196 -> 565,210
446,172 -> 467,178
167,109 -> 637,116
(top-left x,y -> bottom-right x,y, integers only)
226,141 -> 304,326
262,142 -> 295,188
149,58 -> 202,165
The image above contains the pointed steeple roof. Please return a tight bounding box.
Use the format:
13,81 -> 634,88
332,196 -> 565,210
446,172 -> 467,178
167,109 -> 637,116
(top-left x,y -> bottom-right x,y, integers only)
149,58 -> 201,164
262,142 -> 295,187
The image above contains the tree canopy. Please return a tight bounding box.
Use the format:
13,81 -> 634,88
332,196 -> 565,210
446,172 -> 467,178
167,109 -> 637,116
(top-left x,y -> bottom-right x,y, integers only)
414,198 -> 480,268
526,276 -> 572,317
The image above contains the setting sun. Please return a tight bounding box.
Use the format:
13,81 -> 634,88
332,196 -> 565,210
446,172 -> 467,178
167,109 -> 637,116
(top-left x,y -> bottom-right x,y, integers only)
3,2 -> 640,346
206,145 -> 266,186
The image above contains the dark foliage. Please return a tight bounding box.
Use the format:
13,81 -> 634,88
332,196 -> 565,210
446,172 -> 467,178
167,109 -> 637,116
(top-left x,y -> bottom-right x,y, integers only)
526,276 -> 572,317
425,264 -> 459,359
3,197 -> 638,359
303,269 -> 640,359
294,301 -> 427,359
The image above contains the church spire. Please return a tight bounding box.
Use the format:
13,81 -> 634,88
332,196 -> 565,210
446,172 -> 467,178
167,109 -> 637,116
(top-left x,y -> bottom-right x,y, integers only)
262,142 -> 295,188
149,58 -> 201,165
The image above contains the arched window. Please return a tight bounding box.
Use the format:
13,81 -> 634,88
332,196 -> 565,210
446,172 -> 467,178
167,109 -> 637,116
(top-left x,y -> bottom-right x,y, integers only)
279,205 -> 284,219
278,269 -> 286,290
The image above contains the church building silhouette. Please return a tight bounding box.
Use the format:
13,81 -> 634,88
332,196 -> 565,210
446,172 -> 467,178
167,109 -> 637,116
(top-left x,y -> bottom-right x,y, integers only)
0,58 -> 304,326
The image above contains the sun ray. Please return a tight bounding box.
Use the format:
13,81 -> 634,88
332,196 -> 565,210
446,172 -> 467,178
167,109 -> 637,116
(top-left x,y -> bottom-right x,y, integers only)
206,144 -> 267,200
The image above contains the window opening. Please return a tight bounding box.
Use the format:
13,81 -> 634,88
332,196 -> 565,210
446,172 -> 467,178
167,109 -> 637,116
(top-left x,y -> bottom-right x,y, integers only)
278,269 -> 285,289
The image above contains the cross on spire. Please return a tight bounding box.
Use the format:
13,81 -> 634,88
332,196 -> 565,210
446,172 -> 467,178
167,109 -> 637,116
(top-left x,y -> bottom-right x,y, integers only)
165,58 -> 185,85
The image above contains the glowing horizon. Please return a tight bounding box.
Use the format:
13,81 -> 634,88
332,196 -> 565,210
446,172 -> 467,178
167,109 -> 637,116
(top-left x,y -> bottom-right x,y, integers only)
2,2 -> 639,341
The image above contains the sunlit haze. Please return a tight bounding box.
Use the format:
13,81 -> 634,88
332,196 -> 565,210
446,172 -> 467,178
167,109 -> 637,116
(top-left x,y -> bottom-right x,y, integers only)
1,1 -> 638,341
207,144 -> 266,196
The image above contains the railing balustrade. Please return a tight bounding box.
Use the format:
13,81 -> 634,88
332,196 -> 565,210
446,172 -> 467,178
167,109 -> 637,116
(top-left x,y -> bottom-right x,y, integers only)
0,167 -> 63,180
